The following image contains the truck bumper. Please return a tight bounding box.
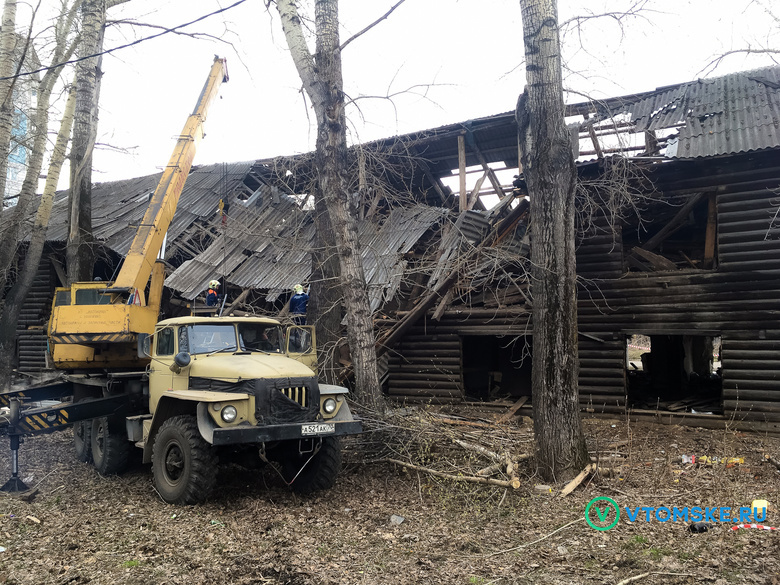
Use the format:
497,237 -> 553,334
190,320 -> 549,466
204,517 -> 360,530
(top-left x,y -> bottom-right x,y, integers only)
210,419 -> 363,446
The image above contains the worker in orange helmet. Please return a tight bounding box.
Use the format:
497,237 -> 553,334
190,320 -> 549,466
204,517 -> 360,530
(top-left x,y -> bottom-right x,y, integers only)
206,279 -> 220,306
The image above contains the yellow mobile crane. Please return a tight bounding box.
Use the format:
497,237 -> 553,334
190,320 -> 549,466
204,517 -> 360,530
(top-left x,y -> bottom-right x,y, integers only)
0,58 -> 362,504
48,57 -> 228,370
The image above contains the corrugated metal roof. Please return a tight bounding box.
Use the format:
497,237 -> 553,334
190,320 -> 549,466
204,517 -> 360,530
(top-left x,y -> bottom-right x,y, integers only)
164,193 -> 449,303
44,162 -> 255,252
627,67 -> 780,158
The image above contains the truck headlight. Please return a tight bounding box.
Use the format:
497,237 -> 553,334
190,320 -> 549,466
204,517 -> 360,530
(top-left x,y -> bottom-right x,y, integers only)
323,397 -> 337,415
221,405 -> 238,423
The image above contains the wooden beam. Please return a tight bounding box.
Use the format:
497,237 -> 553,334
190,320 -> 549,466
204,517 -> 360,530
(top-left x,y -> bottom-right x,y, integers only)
225,288 -> 251,314
630,247 -> 677,271
644,130 -> 659,155
496,396 -> 528,424
587,123 -> 604,159
431,288 -> 454,321
458,134 -> 467,211
465,129 -> 507,199
467,172 -> 487,210
703,193 -> 717,269
641,192 -> 706,252
49,255 -> 67,287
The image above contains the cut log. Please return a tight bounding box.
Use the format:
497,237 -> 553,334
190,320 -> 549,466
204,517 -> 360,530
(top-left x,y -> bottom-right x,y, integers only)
559,463 -> 595,497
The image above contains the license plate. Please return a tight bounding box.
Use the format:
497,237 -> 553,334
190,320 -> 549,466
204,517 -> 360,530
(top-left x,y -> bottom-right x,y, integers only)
301,422 -> 335,436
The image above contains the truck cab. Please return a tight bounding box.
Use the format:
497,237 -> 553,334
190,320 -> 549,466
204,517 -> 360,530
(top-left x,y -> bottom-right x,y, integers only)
138,316 -> 361,504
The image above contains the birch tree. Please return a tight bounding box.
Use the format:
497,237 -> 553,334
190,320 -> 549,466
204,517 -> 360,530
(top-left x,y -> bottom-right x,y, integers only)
275,0 -> 383,411
0,0 -> 19,204
66,0 -> 104,282
516,0 -> 590,481
0,0 -> 82,381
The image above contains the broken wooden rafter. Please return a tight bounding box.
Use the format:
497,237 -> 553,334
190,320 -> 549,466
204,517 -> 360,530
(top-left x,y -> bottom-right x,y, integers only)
639,192 -> 706,252
225,288 -> 251,314
458,134 -> 467,212
464,127 -> 507,200
587,123 -> 604,159
630,247 -> 678,271
496,395 -> 528,424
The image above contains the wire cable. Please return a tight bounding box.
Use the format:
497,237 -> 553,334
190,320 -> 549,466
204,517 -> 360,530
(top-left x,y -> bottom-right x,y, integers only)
0,0 -> 248,82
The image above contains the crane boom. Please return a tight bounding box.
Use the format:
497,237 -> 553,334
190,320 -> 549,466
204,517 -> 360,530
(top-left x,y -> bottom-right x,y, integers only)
47,57 -> 229,370
113,57 -> 228,295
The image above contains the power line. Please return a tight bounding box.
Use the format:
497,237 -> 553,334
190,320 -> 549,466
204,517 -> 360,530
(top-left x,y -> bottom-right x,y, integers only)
0,0 -> 247,82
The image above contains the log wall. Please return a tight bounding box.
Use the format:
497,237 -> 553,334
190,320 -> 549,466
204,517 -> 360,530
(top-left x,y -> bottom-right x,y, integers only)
576,152 -> 780,427
387,311 -> 531,403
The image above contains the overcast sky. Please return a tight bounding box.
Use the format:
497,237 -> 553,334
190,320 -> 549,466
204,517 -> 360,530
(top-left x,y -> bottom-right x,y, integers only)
45,0 -> 779,185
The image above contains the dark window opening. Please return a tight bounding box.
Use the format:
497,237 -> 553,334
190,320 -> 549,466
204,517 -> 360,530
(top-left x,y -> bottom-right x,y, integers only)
623,194 -> 716,272
462,335 -> 532,402
626,333 -> 722,414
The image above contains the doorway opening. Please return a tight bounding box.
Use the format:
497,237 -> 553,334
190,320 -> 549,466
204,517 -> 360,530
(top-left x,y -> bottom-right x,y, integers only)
626,333 -> 722,414
461,335 -> 532,401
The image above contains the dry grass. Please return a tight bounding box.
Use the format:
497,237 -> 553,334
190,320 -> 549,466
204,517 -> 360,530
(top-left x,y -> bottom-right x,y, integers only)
0,409 -> 779,584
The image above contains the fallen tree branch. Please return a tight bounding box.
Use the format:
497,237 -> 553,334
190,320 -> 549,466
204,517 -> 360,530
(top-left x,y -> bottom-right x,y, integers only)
616,572 -> 696,585
484,517 -> 585,557
452,439 -> 503,462
765,454 -> 780,471
382,458 -> 521,489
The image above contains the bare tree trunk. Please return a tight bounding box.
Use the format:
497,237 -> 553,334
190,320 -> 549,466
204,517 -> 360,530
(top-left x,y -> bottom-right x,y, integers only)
0,84 -> 76,382
277,0 -> 383,411
67,0 -> 105,283
309,190 -> 342,384
0,0 -> 18,205
516,0 -> 589,482
0,1 -> 79,295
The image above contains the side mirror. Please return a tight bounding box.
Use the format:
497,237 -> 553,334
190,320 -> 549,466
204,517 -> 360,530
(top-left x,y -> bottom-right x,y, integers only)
174,352 -> 191,368
138,333 -> 151,358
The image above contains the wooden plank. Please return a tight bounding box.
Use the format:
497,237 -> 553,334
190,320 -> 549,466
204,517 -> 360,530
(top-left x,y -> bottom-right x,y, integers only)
641,192 -> 706,251
496,396 -> 528,424
458,134 -> 467,212
630,247 -> 678,271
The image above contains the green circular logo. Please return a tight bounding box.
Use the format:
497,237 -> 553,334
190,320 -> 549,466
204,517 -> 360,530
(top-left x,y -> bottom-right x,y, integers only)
585,496 -> 620,531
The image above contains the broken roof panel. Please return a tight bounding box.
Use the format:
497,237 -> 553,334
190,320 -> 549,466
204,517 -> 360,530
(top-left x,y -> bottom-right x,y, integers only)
627,67 -> 780,158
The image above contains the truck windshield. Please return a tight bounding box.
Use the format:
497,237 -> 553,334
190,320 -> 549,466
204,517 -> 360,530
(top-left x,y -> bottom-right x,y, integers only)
238,323 -> 283,353
185,324 -> 238,354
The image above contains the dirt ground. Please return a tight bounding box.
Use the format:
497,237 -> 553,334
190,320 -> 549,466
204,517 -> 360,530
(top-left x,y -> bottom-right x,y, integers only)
1,409 -> 779,585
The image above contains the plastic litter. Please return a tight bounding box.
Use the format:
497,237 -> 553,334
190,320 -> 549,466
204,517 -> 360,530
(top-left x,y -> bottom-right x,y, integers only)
689,522 -> 711,533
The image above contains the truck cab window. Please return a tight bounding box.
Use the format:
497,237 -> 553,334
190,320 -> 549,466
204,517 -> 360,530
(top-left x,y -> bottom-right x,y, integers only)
156,327 -> 175,356
187,324 -> 237,354
238,323 -> 283,353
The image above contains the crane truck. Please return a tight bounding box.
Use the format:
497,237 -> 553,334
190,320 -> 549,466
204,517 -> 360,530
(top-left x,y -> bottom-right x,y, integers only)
0,57 -> 362,505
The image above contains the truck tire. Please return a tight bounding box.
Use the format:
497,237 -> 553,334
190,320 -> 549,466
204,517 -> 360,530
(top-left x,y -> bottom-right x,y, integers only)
91,417 -> 131,476
73,420 -> 92,463
282,437 -> 342,494
152,415 -> 217,505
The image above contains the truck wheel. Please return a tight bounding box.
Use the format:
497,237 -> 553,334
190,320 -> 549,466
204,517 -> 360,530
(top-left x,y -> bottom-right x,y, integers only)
73,420 -> 92,463
152,415 -> 217,505
282,437 -> 342,494
91,417 -> 130,476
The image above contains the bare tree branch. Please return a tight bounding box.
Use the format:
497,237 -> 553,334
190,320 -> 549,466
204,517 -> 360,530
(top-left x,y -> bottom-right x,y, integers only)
340,0 -> 408,52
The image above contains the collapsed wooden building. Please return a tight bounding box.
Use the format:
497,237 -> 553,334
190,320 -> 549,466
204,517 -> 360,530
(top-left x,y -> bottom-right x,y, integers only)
12,65 -> 780,431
